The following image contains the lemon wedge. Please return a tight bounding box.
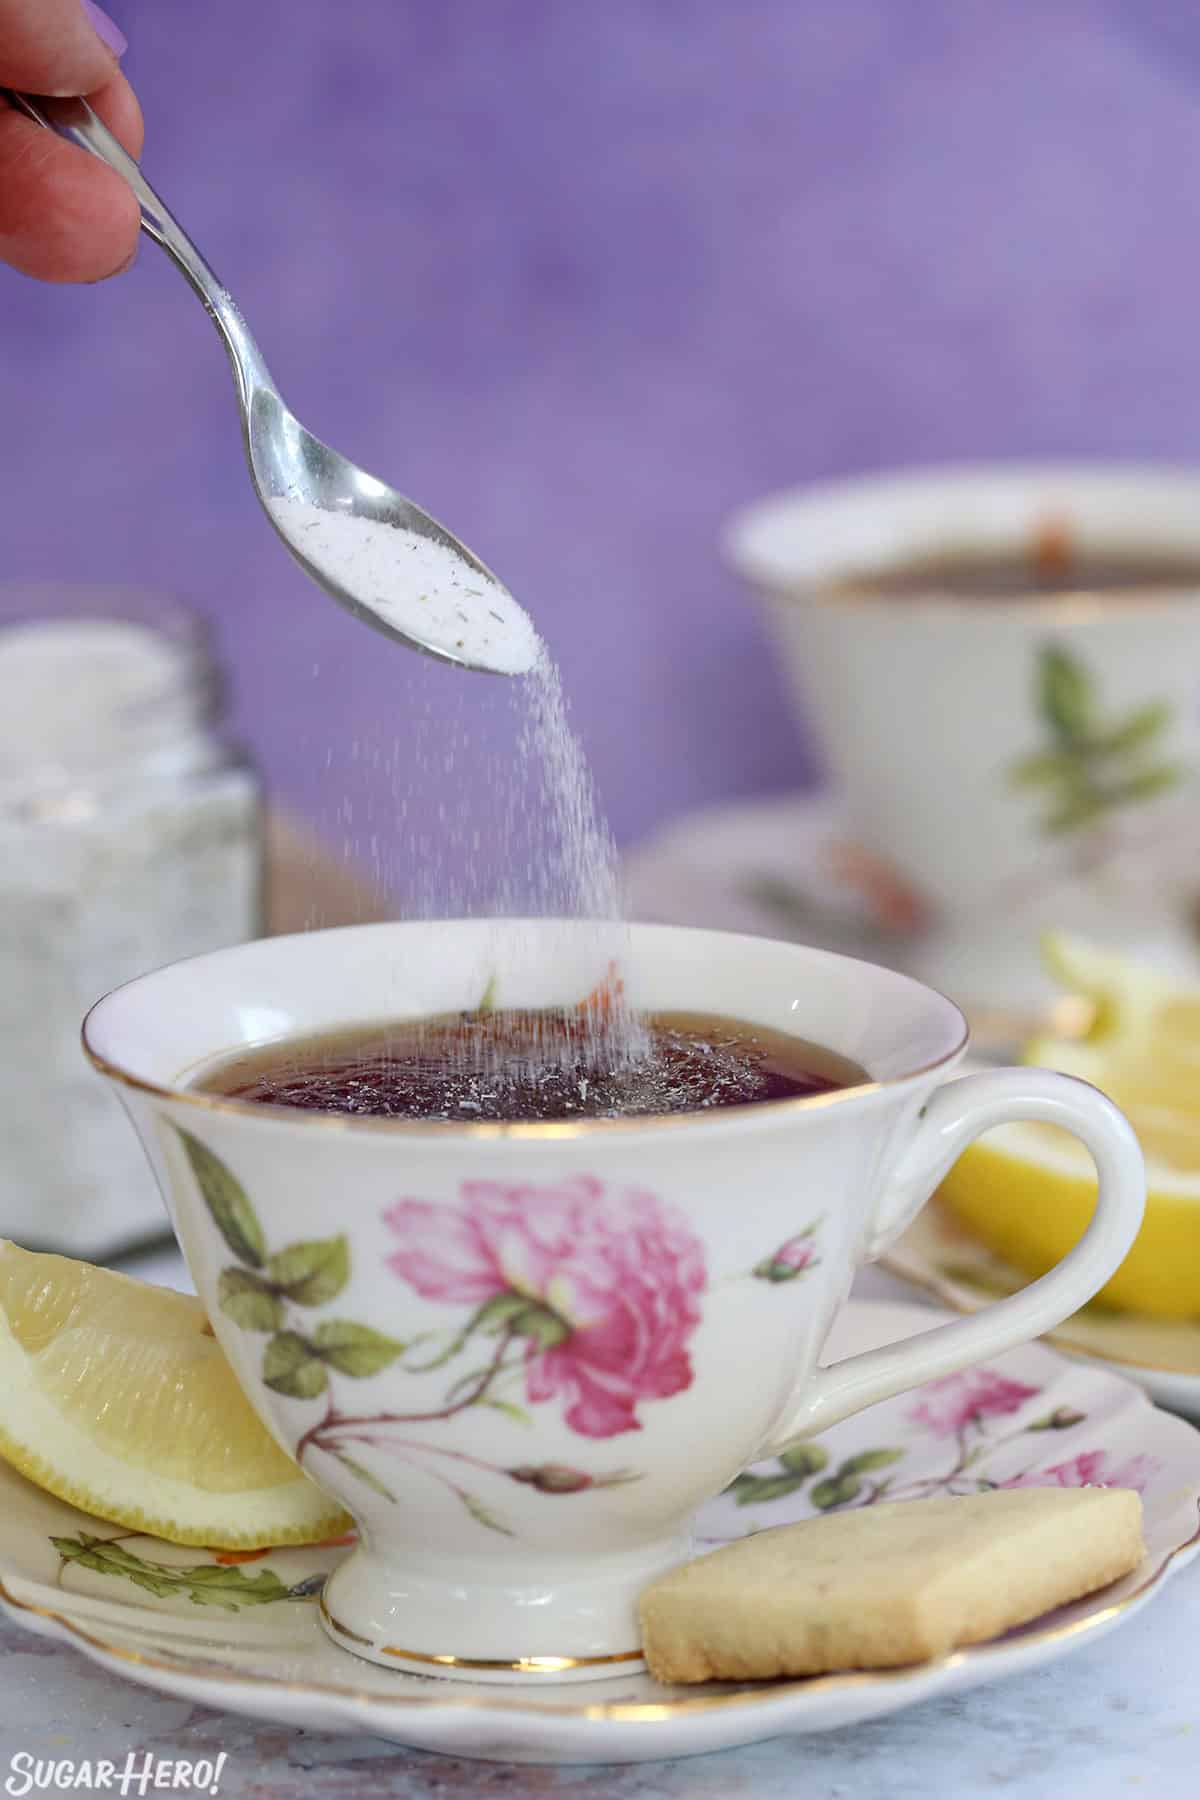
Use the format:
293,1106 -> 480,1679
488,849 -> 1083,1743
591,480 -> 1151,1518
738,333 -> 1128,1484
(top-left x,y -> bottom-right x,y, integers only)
0,1240 -> 350,1547
939,932 -> 1200,1320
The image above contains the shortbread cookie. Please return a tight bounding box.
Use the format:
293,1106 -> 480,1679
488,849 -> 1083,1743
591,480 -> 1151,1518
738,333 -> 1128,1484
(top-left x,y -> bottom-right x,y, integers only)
639,1487 -> 1144,1683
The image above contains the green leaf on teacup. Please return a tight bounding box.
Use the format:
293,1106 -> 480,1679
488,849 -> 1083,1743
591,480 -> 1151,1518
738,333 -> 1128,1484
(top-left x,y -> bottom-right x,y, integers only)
312,1319 -> 405,1377
477,973 -> 498,1014
472,1291 -> 570,1349
327,1451 -> 397,1503
1010,645 -> 1185,838
810,1473 -> 862,1510
479,1396 -> 533,1426
1111,763 -> 1183,804
267,1237 -> 350,1306
1097,699 -> 1171,754
726,1472 -> 807,1507
174,1128 -> 265,1269
444,1362 -> 499,1404
777,1441 -> 829,1478
1007,749 -> 1077,789
838,1447 -> 905,1477
1044,789 -> 1107,834
460,1490 -> 515,1537
217,1267 -> 284,1332
1039,645 -> 1096,744
262,1330 -> 329,1399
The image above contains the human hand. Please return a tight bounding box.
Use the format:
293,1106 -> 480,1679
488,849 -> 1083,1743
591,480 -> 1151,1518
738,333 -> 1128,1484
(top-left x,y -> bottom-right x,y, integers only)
0,0 -> 141,281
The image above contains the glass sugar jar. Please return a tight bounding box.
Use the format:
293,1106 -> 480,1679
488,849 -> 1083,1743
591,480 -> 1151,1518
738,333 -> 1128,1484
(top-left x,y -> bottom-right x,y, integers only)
0,584 -> 263,1257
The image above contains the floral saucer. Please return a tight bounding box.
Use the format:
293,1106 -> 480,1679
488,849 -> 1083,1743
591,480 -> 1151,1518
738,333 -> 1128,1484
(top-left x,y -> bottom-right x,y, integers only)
1,1300 -> 1197,1765
886,1206 -> 1200,1420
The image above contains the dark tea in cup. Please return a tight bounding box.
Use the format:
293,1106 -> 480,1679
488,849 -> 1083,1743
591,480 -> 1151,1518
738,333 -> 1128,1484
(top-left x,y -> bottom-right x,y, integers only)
197,1007 -> 867,1123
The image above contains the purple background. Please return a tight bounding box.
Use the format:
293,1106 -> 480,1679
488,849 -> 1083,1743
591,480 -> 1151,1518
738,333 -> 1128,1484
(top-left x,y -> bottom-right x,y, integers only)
4,0 -> 1200,859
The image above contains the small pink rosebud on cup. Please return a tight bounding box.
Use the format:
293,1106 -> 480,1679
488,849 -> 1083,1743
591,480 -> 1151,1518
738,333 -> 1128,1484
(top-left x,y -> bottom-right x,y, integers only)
753,1234 -> 818,1283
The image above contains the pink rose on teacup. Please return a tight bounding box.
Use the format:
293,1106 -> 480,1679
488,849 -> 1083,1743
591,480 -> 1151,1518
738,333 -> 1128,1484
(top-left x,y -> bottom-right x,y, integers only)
383,1176 -> 707,1439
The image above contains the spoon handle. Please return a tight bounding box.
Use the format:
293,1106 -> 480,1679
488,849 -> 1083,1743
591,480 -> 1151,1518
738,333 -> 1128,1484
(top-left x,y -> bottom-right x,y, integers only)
3,90 -> 273,403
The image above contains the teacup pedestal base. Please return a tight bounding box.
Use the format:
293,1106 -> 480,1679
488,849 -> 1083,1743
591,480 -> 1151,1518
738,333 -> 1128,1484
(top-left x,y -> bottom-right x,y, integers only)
316,1536 -> 692,1685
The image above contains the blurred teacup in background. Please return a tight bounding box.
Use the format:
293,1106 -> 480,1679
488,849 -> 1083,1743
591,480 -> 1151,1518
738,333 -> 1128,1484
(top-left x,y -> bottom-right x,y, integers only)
727,465 -> 1200,1017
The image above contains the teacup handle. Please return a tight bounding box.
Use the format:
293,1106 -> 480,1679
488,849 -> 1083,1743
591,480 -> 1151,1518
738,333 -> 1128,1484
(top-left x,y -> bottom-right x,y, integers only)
762,1067 -> 1145,1453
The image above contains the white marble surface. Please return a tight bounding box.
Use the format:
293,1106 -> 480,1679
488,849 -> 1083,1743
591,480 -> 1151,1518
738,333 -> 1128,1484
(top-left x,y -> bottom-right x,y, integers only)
2,1254 -> 1197,1798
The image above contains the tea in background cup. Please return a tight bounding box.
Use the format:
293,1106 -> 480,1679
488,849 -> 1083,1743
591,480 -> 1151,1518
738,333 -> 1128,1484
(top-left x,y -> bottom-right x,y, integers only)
726,466 -> 1200,996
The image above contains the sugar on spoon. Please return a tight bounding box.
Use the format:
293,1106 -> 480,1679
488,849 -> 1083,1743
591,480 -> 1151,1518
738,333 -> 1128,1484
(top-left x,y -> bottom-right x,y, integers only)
5,91 -> 538,677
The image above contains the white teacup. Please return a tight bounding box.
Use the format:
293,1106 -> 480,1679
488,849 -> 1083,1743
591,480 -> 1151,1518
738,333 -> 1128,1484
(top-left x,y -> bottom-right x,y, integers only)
727,463 -> 1200,921
85,920 -> 1144,1683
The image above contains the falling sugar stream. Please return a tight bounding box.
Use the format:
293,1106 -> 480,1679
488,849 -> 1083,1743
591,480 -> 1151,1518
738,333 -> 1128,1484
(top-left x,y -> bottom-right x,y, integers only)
504,643 -> 648,1071
308,637 -> 647,1090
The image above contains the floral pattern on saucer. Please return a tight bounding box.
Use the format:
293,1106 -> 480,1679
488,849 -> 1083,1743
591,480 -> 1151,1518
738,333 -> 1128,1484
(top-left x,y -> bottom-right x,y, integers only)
3,1299 -> 1197,1763
715,1357 -> 1158,1529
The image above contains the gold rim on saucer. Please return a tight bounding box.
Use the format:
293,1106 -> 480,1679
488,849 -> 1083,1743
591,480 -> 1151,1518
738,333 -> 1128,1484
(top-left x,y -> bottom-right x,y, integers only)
3,1512 -> 1198,1725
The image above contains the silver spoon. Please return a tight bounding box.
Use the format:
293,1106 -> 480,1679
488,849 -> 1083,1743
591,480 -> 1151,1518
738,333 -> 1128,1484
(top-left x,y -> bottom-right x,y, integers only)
4,91 -> 536,677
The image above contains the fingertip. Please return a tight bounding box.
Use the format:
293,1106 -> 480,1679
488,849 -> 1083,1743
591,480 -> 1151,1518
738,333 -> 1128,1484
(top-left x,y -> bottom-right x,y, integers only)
0,0 -> 119,97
